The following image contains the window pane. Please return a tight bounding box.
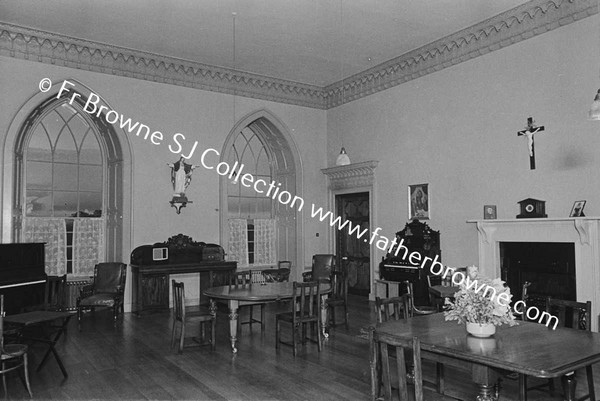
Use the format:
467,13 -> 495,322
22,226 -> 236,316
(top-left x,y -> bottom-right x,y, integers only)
239,197 -> 254,217
80,131 -> 102,165
228,196 -> 240,217
25,190 -> 52,216
53,163 -> 78,191
40,111 -> 64,146
26,161 -> 52,191
53,191 -> 78,217
27,126 -> 52,162
78,192 -> 102,216
54,131 -> 78,163
79,165 -> 102,191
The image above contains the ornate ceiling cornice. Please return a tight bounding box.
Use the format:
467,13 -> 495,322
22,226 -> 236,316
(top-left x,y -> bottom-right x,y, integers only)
324,0 -> 597,108
0,22 -> 327,109
0,0 -> 595,110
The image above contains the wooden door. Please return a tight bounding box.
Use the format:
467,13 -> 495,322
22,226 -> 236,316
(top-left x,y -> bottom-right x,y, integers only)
336,192 -> 370,296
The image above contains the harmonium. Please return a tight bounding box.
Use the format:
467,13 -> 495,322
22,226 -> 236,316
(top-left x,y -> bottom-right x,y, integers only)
130,234 -> 236,315
379,219 -> 441,305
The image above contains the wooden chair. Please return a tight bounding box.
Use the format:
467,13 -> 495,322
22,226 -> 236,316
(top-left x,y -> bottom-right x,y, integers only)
374,295 -> 445,395
77,262 -> 127,330
302,254 -> 334,282
0,295 -> 32,398
425,275 -> 445,312
44,274 -> 67,311
230,271 -> 265,332
275,281 -> 322,356
327,267 -> 349,329
171,280 -> 216,353
520,298 -> 593,401
369,327 -> 455,401
403,281 -> 438,316
374,296 -> 409,323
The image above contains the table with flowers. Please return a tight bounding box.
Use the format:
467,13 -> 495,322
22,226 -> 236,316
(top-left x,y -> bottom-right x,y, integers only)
373,266 -> 600,401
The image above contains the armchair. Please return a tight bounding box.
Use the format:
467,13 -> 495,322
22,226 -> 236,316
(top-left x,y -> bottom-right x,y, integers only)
302,254 -> 335,282
77,262 -> 127,330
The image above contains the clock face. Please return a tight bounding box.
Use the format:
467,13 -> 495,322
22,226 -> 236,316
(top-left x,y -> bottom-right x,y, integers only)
525,204 -> 535,213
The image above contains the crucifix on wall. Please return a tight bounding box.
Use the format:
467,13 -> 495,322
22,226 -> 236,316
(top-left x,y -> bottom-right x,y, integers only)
517,117 -> 545,170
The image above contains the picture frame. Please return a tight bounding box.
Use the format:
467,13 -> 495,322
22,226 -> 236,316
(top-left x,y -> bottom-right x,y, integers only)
408,183 -> 429,220
483,205 -> 497,220
569,200 -> 586,217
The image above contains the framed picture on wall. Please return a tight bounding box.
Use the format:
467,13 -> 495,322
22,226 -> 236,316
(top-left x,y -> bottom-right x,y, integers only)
484,205 -> 497,220
570,200 -> 586,217
408,183 -> 429,220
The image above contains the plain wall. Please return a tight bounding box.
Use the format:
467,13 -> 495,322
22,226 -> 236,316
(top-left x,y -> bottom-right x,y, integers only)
327,15 -> 600,276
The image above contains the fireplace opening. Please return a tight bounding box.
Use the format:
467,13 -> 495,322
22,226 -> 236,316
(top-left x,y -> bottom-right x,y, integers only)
500,242 -> 575,312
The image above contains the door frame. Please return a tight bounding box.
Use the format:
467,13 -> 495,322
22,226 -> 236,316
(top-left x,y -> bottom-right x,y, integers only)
322,161 -> 378,300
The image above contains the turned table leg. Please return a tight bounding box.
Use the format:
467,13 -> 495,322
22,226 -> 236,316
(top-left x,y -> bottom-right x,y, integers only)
228,300 -> 239,353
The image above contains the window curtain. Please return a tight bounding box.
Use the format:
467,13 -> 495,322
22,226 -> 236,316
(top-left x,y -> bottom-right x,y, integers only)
254,218 -> 277,265
22,217 -> 67,275
73,218 -> 105,276
228,218 -> 248,267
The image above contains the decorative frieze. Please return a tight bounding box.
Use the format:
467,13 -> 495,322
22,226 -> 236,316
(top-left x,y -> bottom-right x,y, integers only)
321,161 -> 378,190
0,0 -> 595,109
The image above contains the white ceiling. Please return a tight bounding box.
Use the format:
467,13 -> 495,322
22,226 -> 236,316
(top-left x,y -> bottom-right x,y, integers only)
0,0 -> 529,87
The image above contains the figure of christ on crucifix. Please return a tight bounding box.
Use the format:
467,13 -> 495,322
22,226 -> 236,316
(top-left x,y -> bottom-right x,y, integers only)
517,117 -> 545,170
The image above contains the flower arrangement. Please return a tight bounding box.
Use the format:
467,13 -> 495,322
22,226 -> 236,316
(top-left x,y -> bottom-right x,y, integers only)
443,266 -> 518,327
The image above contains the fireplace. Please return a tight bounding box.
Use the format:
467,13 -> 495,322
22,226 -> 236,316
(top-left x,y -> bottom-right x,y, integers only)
500,241 -> 575,311
468,217 -> 600,331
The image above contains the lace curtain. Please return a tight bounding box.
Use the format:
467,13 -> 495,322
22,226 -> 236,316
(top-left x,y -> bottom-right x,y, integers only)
228,218 -> 248,267
22,217 -> 67,275
73,218 -> 105,276
254,218 -> 277,265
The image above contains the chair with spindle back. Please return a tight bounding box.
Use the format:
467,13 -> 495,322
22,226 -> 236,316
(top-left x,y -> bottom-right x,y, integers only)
374,296 -> 409,323
0,295 -> 32,398
369,327 -> 457,401
275,281 -> 322,356
171,280 -> 215,353
520,297 -> 593,401
230,270 -> 265,332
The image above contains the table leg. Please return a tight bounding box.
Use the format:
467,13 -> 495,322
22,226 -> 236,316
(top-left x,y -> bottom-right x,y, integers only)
562,373 -> 577,401
228,300 -> 239,353
472,363 -> 498,401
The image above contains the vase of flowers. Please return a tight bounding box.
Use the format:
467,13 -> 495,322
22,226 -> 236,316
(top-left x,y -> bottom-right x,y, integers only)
444,266 -> 517,337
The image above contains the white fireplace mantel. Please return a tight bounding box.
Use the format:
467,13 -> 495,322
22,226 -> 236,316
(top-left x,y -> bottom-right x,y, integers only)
467,217 -> 600,330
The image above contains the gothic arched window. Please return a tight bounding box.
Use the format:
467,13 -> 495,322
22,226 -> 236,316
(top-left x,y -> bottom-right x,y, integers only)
20,101 -> 105,275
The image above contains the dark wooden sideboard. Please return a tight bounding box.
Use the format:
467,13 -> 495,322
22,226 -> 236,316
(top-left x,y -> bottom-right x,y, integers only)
131,261 -> 236,315
130,234 -> 236,315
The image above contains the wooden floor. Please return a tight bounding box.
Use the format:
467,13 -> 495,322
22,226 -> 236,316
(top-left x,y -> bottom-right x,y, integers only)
3,295 -> 599,400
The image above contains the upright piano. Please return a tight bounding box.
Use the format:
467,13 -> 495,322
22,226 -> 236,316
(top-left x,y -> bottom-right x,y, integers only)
0,243 -> 47,314
130,234 -> 236,315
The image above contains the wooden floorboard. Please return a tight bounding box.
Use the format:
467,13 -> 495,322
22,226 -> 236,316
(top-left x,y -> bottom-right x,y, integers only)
2,295 -> 598,400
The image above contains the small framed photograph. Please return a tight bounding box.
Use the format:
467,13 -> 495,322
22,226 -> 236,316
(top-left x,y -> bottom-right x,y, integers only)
570,200 -> 586,217
484,205 -> 497,220
408,183 -> 429,220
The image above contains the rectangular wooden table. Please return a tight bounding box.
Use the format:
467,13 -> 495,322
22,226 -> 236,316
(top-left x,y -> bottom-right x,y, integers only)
375,313 -> 600,401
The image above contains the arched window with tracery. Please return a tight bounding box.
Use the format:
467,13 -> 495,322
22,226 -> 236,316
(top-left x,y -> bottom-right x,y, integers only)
18,100 -> 105,276
227,127 -> 276,266
222,113 -> 300,272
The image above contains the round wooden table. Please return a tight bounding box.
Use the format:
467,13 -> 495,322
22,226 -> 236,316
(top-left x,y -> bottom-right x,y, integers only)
204,281 -> 330,353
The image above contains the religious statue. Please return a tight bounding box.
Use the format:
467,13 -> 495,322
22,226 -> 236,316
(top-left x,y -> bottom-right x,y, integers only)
167,156 -> 199,214
167,156 -> 199,196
